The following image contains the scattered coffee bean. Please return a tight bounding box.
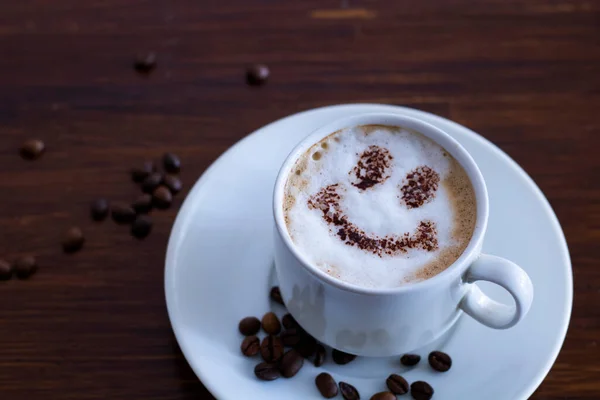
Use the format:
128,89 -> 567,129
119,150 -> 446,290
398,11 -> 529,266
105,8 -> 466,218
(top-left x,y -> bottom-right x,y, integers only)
260,335 -> 284,363
332,349 -> 356,365
131,215 -> 153,239
132,194 -> 153,214
20,139 -> 45,160
246,64 -> 269,86
314,344 -> 326,367
62,226 -> 85,253
269,286 -> 285,305
370,392 -> 395,400
411,381 -> 434,400
241,335 -> 260,357
280,349 -> 304,378
386,373 -> 409,395
14,255 -> 37,279
131,161 -> 155,183
315,372 -> 338,398
162,152 -> 181,174
141,172 -> 163,194
254,362 -> 280,381
163,175 -> 182,194
90,198 -> 109,221
401,353 -> 421,367
111,203 -> 136,224
0,259 -> 12,280
428,350 -> 452,372
239,316 -> 261,336
134,52 -> 157,74
262,312 -> 281,335
152,186 -> 172,209
339,381 -> 360,400
282,313 -> 297,329
281,328 -> 301,347
296,334 -> 318,358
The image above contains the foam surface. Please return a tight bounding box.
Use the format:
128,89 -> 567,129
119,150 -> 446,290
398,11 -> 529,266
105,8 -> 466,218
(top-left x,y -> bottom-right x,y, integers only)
284,125 -> 476,288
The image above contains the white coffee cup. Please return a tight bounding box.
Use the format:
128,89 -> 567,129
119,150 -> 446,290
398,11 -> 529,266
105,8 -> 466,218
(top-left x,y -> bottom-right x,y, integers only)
273,113 -> 534,357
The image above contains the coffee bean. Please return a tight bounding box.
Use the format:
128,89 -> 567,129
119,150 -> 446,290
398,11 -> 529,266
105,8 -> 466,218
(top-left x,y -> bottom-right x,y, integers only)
238,316 -> 261,335
269,286 -> 284,305
20,139 -> 45,160
314,344 -> 326,367
339,381 -> 360,400
131,215 -> 153,239
162,152 -> 181,174
262,312 -> 281,335
152,186 -> 172,209
254,362 -> 280,381
260,335 -> 284,363
90,198 -> 109,221
400,353 -> 421,366
332,349 -> 356,365
111,203 -> 136,224
370,392 -> 396,400
141,172 -> 163,194
282,313 -> 297,329
163,175 -> 182,194
62,226 -> 85,253
246,64 -> 269,86
411,381 -> 434,400
14,255 -> 37,279
134,52 -> 157,74
296,334 -> 318,358
241,335 -> 260,357
132,194 -> 153,214
386,373 -> 409,395
280,329 -> 301,347
315,372 -> 338,398
0,259 -> 13,281
131,161 -> 155,183
280,349 -> 304,378
428,350 -> 452,372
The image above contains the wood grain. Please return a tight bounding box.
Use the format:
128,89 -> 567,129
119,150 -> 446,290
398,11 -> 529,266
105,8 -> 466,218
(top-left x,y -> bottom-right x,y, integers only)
0,0 -> 598,398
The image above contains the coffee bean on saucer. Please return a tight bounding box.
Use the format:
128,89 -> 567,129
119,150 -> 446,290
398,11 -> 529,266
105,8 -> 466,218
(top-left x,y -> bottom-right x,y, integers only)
0,259 -> 13,280
262,312 -> 281,335
282,313 -> 297,329
141,172 -> 163,194
314,344 -> 326,367
401,353 -> 421,367
20,139 -> 45,160
241,335 -> 260,357
281,328 -> 301,347
411,381 -> 434,400
269,286 -> 284,305
332,349 -> 356,365
260,335 -> 284,363
14,255 -> 37,279
254,362 -> 280,381
239,316 -> 261,336
339,382 -> 360,400
428,350 -> 452,372
111,203 -> 136,224
246,64 -> 269,86
90,198 -> 109,221
131,215 -> 153,239
386,373 -> 409,395
131,161 -> 155,183
152,186 -> 172,209
316,372 -> 338,398
62,226 -> 85,253
134,52 -> 157,74
296,334 -> 318,358
132,194 -> 153,214
162,152 -> 181,174
163,175 -> 182,194
370,392 -> 396,400
280,349 -> 304,378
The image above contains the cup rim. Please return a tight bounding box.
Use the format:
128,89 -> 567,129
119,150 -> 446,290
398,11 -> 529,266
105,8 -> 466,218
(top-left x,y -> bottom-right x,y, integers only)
273,112 -> 489,295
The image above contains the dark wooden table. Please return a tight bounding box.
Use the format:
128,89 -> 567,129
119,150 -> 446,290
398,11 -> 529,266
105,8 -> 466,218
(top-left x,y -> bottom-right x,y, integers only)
0,0 -> 598,399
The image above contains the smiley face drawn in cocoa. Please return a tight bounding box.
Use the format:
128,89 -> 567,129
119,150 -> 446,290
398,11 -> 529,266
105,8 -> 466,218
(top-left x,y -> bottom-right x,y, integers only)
307,145 -> 441,257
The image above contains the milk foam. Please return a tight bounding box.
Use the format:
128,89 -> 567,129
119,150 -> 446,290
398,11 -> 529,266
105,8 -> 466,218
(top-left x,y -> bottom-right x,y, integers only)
284,125 -> 476,289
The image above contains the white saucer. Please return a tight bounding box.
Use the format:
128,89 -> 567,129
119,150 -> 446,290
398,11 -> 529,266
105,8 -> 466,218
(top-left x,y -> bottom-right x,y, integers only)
165,104 -> 572,400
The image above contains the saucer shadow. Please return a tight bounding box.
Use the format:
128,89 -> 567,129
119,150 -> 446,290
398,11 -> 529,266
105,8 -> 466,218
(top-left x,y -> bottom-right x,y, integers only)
170,337 -> 216,399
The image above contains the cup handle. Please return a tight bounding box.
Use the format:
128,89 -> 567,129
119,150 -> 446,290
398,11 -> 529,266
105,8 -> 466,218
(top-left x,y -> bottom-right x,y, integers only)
459,254 -> 534,329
